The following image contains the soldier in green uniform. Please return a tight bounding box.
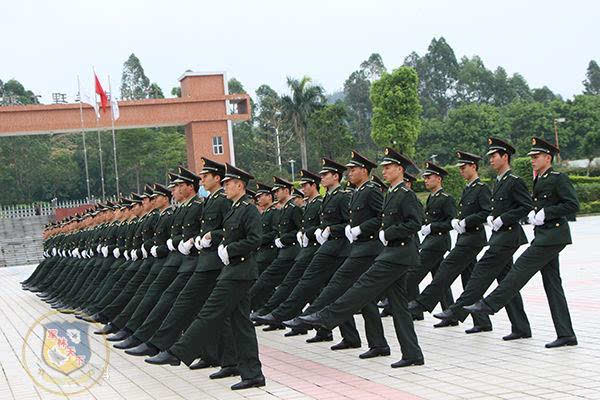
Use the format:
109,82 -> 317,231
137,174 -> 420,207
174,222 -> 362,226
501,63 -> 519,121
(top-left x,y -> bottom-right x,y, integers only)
406,162 -> 457,328
254,183 -> 279,278
464,137 -> 578,348
113,167 -> 203,350
299,148 -> 424,368
251,170 -> 324,338
434,138 -> 532,341
148,163 -> 266,391
408,151 -> 493,333
285,151 -> 390,359
249,176 -> 302,315
255,158 -> 350,343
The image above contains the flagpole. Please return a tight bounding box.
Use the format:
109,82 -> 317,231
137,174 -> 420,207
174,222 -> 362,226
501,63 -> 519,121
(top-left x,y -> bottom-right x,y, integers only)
108,75 -> 120,196
77,75 -> 92,201
93,68 -> 106,202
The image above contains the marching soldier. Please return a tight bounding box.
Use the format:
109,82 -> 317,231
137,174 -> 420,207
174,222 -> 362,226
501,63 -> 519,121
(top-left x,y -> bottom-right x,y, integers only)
299,148 -> 425,368
408,151 -> 493,333
255,158 -> 350,343
406,162 -> 456,327
464,137 -> 578,348
254,183 -> 279,277
147,163 -> 266,391
433,138 -> 532,341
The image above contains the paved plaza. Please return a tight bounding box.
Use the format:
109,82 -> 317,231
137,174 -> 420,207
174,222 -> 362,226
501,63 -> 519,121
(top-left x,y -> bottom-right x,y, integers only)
0,216 -> 598,400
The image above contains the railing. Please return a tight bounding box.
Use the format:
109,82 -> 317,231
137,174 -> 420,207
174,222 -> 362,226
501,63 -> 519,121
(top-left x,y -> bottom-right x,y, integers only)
0,197 -> 118,219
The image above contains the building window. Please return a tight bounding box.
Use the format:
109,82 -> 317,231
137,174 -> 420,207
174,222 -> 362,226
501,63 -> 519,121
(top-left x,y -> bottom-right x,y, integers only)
212,136 -> 224,155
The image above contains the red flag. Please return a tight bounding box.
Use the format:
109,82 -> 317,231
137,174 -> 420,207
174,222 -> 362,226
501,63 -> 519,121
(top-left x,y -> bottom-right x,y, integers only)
94,73 -> 108,113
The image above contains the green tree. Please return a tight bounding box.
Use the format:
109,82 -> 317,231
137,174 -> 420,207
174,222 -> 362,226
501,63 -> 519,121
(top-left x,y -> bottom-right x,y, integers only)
370,66 -> 422,157
455,56 -> 495,104
581,131 -> 600,175
307,103 -> 354,167
148,83 -> 164,99
583,60 -> 600,95
0,79 -> 39,105
281,76 -> 325,169
120,53 -> 150,100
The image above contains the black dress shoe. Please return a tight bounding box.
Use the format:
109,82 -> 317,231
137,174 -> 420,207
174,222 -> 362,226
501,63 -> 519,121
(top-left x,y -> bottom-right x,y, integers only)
144,351 -> 180,366
189,359 -> 216,370
253,321 -> 265,327
282,318 -> 310,330
58,308 -> 77,315
433,319 -> 459,328
297,313 -> 328,330
330,340 -> 361,351
545,336 -> 577,348
502,332 -> 532,341
284,328 -> 308,337
408,300 -> 426,315
433,309 -> 457,321
262,324 -> 285,332
51,302 -> 66,309
254,313 -> 280,326
91,313 -> 109,324
377,299 -> 389,308
359,347 -> 391,359
306,332 -> 333,343
125,343 -> 159,357
209,367 -> 240,379
107,329 -> 131,342
413,314 -> 424,321
391,358 -> 424,368
380,309 -> 392,318
465,325 -> 492,334
249,311 -> 260,321
94,323 -> 118,335
463,300 -> 494,315
36,292 -> 49,298
113,336 -> 142,350
231,376 -> 266,390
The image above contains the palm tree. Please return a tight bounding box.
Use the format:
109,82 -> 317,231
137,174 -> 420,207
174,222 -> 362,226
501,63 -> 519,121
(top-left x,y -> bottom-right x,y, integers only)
281,76 -> 325,170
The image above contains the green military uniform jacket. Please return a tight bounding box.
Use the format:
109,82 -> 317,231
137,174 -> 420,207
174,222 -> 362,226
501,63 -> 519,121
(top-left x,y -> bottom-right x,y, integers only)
531,168 -> 579,246
165,195 -> 203,268
316,186 -> 351,257
348,180 -> 383,257
275,198 -> 302,260
218,197 -> 262,281
256,203 -> 279,264
194,187 -> 232,273
421,188 -> 456,252
378,182 -> 422,265
489,169 -> 532,248
296,195 -> 323,259
455,178 -> 491,248
152,207 -> 175,260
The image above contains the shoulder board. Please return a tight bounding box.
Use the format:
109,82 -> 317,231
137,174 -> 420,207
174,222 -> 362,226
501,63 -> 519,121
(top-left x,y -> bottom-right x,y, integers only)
441,192 -> 448,197
509,174 -> 519,179
242,201 -> 249,206
401,187 -> 409,192
193,200 -> 203,205
476,182 -> 484,186
550,171 -> 560,175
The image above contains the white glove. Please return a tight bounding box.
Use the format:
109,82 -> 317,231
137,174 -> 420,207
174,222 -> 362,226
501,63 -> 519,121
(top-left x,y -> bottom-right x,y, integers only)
151,245 -> 158,257
492,217 -> 503,231
315,228 -> 324,245
527,210 -> 537,225
200,233 -> 212,248
345,225 -> 354,243
322,227 -> 330,240
141,245 -> 148,258
134,249 -> 141,261
274,238 -> 284,248
451,219 -> 466,234
535,208 -> 545,225
302,233 -> 309,248
378,230 -> 388,246
167,239 -> 175,251
486,215 -> 494,227
52,248 -> 57,256
102,246 -> 108,257
194,236 -> 202,250
217,244 -> 230,266
113,248 -> 120,258
124,250 -> 130,260
179,238 -> 193,255
73,248 -> 80,258
296,231 -> 303,246
81,250 -> 87,258
96,244 -> 102,252
419,224 -> 432,237
350,226 -> 361,241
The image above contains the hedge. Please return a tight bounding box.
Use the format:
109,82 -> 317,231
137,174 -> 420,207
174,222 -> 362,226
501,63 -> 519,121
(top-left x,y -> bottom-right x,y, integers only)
579,201 -> 600,215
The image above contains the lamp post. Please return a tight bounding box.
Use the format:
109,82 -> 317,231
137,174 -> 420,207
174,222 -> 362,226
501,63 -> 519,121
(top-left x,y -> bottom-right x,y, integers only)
289,159 -> 296,181
554,117 -> 566,162
430,154 -> 438,164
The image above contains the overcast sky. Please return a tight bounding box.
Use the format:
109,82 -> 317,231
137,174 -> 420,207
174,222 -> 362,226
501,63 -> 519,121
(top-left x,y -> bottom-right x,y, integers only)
2,0 -> 597,104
